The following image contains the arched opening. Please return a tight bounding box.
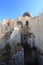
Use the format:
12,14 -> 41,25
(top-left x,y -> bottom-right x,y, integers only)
17,21 -> 23,28
7,22 -> 10,26
26,21 -> 28,25
26,21 -> 29,29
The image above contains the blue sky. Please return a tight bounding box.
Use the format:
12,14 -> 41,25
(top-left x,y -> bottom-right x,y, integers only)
0,0 -> 43,21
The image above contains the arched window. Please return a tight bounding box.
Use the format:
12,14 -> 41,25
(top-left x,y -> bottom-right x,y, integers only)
7,22 -> 10,26
17,21 -> 23,28
26,21 -> 28,25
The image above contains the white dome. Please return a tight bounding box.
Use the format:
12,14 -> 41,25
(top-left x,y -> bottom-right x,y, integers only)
10,27 -> 21,44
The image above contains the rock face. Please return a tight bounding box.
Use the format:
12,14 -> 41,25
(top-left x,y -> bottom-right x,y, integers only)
11,48 -> 24,65
0,30 -> 12,49
10,27 -> 21,44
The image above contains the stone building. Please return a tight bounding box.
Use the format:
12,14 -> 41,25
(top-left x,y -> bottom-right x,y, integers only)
0,12 -> 43,53
0,19 -> 16,38
15,12 -> 43,52
0,12 -> 43,65
12,12 -> 43,65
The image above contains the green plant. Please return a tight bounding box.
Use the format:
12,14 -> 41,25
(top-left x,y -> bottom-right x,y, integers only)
2,43 -> 11,65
